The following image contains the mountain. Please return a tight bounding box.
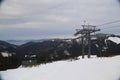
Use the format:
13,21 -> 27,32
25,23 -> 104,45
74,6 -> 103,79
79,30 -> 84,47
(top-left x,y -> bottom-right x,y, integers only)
15,34 -> 120,65
16,39 -> 74,62
0,41 -> 19,70
0,33 -> 120,70
91,34 -> 120,56
0,40 -> 17,52
6,39 -> 47,45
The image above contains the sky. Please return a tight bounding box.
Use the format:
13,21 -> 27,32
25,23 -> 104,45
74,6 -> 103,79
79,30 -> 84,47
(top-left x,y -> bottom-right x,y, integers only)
0,0 -> 120,40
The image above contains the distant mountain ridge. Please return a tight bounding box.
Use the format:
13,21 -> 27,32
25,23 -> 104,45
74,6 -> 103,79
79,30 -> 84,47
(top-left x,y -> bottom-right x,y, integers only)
6,39 -> 48,45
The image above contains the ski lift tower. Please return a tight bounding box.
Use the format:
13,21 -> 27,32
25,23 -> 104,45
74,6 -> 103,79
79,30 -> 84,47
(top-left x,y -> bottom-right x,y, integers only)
74,24 -> 100,58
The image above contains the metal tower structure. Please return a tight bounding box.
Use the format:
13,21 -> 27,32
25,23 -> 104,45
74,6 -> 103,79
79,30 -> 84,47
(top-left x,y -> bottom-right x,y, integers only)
74,24 -> 100,58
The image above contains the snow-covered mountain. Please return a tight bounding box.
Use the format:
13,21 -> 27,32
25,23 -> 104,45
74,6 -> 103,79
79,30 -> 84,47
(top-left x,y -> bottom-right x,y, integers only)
108,37 -> 120,44
91,34 -> 120,56
0,55 -> 120,80
16,34 -> 120,61
0,33 -> 120,70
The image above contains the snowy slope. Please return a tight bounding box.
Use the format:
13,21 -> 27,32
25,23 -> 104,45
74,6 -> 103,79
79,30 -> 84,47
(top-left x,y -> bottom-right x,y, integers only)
0,56 -> 120,80
108,37 -> 120,44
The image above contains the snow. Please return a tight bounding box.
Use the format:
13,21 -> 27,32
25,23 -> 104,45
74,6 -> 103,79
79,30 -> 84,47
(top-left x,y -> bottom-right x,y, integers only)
1,52 -> 9,57
64,50 -> 70,55
108,37 -> 120,44
0,56 -> 120,80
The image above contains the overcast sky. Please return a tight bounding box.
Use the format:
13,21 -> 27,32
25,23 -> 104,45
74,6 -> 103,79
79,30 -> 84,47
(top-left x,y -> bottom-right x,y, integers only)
0,0 -> 120,40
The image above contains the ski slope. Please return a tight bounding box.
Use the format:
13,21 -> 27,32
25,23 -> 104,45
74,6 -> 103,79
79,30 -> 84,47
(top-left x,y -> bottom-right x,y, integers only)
0,56 -> 120,80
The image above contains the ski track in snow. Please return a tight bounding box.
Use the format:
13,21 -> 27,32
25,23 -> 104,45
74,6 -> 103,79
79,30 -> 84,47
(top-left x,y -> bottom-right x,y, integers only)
0,56 -> 120,80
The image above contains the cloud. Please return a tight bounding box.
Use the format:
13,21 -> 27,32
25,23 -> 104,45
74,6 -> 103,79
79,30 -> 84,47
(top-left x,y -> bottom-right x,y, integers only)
118,0 -> 120,5
118,0 -> 120,2
0,0 -> 3,6
0,0 -> 120,40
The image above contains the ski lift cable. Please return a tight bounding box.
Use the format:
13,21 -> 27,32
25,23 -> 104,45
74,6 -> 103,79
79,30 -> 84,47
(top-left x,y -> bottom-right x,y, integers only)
75,20 -> 120,33
97,20 -> 120,27
101,25 -> 120,30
